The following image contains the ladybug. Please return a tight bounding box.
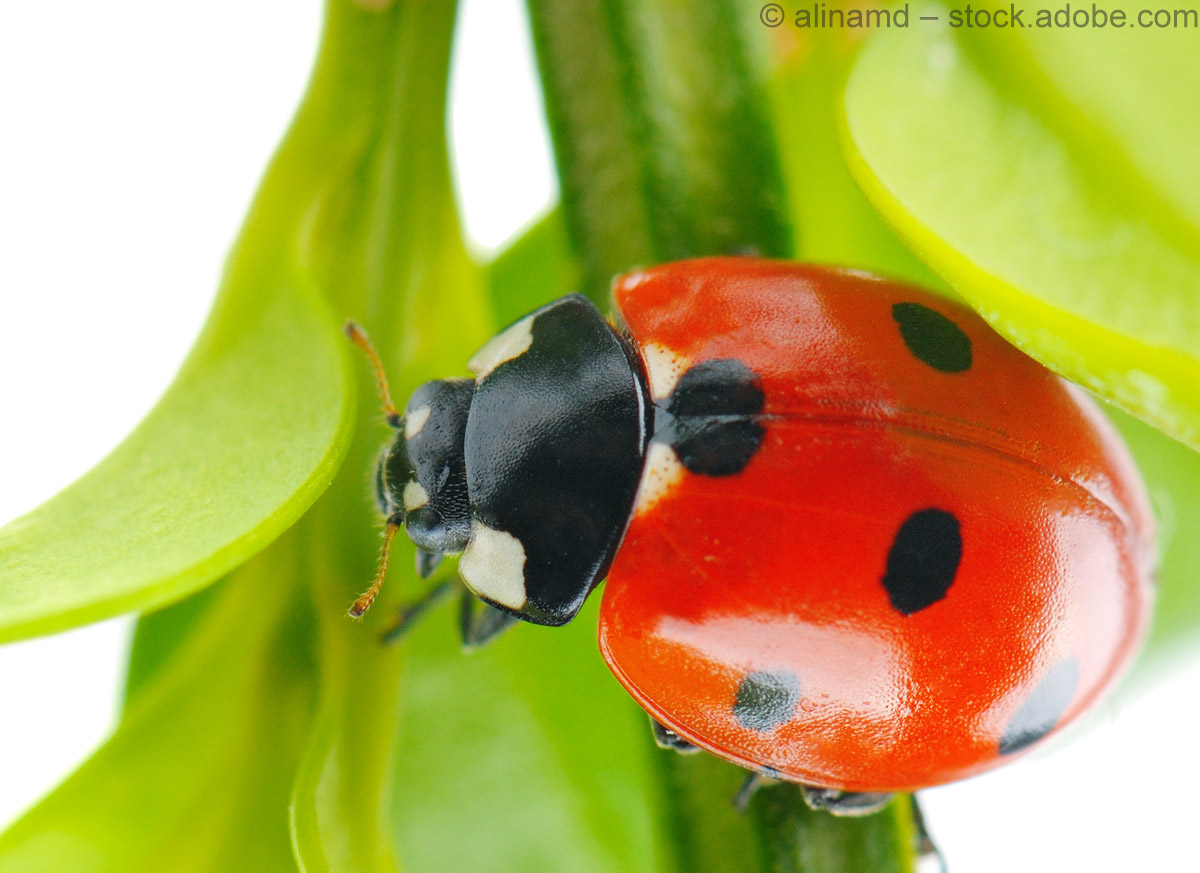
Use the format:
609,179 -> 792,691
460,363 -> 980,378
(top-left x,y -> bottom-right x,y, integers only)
346,257 -> 1155,813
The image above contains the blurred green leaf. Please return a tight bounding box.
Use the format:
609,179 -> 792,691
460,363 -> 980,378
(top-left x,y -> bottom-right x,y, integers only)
389,598 -> 671,873
484,210 -> 580,325
123,582 -> 222,704
0,3 -> 493,871
0,533 -> 318,873
841,3 -> 1200,450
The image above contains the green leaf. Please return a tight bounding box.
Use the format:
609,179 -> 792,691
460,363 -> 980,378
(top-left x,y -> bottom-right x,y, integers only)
841,4 -> 1200,450
123,581 -> 222,704
389,598 -> 671,873
0,11 -> 374,645
0,3 -> 494,871
0,533 -> 319,873
484,210 -> 580,325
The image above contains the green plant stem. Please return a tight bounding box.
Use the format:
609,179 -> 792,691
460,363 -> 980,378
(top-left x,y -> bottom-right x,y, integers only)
525,0 -> 792,299
749,788 -> 919,873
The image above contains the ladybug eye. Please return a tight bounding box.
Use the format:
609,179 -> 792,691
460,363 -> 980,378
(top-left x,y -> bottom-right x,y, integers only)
372,449 -> 390,517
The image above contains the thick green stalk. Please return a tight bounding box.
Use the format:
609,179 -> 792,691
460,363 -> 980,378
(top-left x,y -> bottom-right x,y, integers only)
749,788 -> 920,873
526,0 -> 792,299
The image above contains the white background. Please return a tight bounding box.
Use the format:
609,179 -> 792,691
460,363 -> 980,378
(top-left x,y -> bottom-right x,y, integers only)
1,1 -> 1196,869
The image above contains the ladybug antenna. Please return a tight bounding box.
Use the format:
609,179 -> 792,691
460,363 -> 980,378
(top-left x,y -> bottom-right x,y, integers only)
349,520 -> 401,618
344,321 -> 402,428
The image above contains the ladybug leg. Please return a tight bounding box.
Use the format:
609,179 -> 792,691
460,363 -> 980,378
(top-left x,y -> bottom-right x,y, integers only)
415,548 -> 443,579
649,717 -> 700,754
732,771 -> 775,812
379,579 -> 457,644
800,786 -> 894,817
458,589 -> 520,650
910,795 -> 947,873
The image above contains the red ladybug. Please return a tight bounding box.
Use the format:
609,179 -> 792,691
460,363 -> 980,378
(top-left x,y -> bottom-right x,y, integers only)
348,258 -> 1155,813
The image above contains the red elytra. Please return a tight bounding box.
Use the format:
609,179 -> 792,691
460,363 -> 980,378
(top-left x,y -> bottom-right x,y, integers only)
597,258 -> 1155,793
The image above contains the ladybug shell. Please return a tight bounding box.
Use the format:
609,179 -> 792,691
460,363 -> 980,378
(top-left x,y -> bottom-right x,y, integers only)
598,258 -> 1154,793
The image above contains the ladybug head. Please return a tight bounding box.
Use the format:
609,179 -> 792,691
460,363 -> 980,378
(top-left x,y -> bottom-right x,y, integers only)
375,378 -> 473,562
362,295 -> 651,627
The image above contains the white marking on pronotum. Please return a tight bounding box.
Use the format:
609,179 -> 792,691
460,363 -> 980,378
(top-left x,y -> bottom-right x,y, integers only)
459,520 -> 528,610
404,405 -> 431,439
402,480 -> 430,512
641,342 -> 689,400
633,442 -> 686,517
467,314 -> 535,381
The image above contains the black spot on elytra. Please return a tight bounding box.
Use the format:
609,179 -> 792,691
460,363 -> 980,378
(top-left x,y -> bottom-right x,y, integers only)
882,509 -> 962,615
999,658 -> 1079,755
892,302 -> 972,373
658,358 -> 765,476
734,670 -> 801,732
